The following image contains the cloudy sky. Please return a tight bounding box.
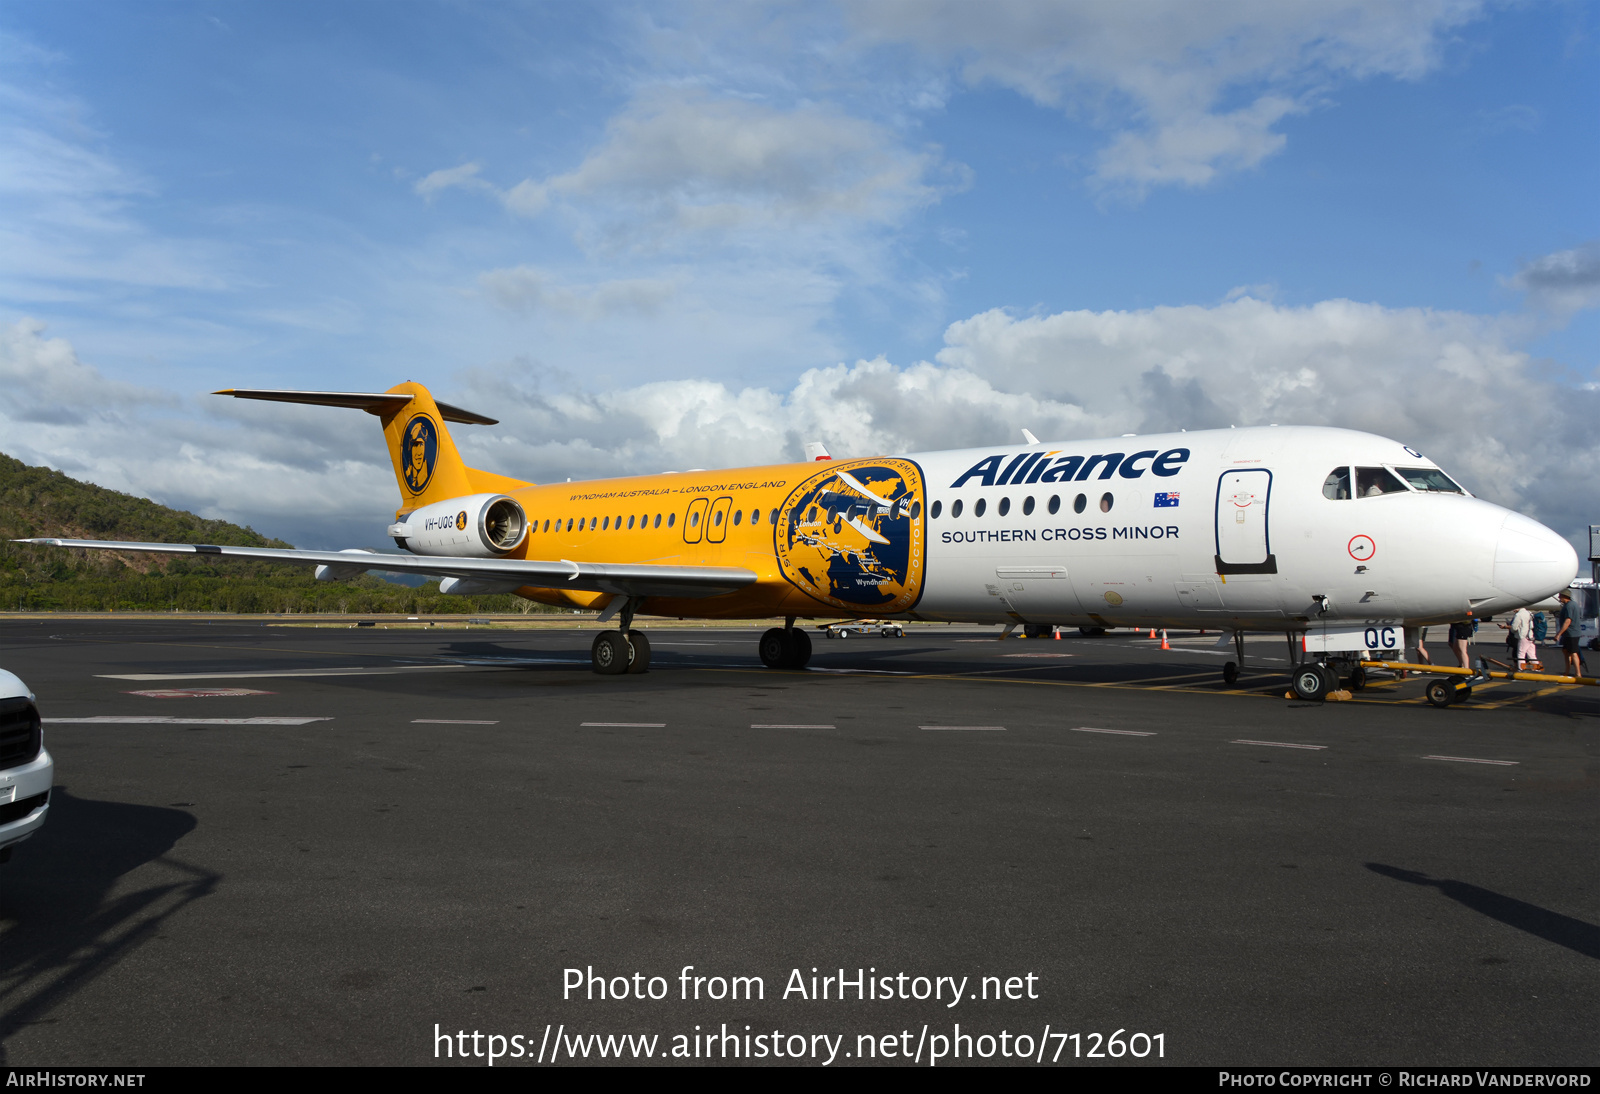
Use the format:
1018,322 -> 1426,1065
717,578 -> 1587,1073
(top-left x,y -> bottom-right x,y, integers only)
1,1 -> 1596,552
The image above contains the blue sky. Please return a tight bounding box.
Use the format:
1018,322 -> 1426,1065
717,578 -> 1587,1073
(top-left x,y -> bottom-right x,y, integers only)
1,1 -> 1596,550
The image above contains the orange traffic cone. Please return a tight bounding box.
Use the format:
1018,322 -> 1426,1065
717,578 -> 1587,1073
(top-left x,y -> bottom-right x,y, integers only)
1160,629 -> 1170,650
1054,627 -> 1061,640
1148,628 -> 1156,639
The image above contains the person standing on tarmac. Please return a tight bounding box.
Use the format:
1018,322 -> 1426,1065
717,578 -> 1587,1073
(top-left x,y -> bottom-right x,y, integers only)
1447,618 -> 1474,669
1555,592 -> 1582,678
1508,605 -> 1537,672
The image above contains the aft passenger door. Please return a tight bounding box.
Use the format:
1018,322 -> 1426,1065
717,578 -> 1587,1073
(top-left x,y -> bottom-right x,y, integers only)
706,496 -> 733,544
1214,469 -> 1277,574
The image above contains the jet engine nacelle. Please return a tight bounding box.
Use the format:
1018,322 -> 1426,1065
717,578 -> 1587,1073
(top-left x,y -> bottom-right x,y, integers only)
389,493 -> 527,557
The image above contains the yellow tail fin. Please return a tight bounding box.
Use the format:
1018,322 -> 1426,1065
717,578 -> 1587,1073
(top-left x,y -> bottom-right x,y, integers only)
213,382 -> 531,513
377,382 -> 529,513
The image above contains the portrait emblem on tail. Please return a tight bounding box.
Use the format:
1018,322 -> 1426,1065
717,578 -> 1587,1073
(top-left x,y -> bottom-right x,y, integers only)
403,415 -> 438,495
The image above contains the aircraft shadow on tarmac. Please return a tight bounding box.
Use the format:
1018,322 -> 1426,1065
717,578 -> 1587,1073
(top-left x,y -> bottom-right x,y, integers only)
1366,863 -> 1599,961
0,788 -> 218,1061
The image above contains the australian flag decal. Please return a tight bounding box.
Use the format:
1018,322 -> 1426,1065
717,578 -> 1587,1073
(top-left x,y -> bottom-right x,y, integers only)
1154,492 -> 1180,508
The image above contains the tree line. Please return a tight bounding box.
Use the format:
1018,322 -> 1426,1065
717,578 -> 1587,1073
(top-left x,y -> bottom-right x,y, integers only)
0,453 -> 559,614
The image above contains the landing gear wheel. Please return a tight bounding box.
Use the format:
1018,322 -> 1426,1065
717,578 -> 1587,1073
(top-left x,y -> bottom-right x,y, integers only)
1349,666 -> 1367,691
1222,660 -> 1239,686
1321,664 -> 1342,694
591,630 -> 629,675
787,628 -> 812,668
759,627 -> 812,669
759,627 -> 790,668
1079,626 -> 1106,636
1425,679 -> 1454,708
1291,664 -> 1330,702
624,631 -> 651,674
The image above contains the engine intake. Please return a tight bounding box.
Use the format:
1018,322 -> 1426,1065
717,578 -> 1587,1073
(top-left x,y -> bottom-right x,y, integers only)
389,494 -> 527,557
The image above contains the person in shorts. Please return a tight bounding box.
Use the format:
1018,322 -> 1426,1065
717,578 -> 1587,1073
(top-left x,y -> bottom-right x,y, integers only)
1555,592 -> 1582,678
1446,619 -> 1475,668
1507,605 -> 1539,672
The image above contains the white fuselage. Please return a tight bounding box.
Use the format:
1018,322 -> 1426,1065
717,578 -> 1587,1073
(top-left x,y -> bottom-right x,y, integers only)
906,426 -> 1576,631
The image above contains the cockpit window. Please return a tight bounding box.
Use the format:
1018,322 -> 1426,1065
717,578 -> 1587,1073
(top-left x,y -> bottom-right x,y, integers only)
1394,467 -> 1463,494
1355,466 -> 1408,497
1322,467 -> 1351,500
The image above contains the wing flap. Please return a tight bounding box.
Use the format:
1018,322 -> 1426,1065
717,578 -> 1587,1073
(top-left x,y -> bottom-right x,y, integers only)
19,539 -> 755,600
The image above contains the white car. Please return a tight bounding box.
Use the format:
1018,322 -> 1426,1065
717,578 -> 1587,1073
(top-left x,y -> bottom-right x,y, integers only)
820,620 -> 905,638
0,668 -> 53,863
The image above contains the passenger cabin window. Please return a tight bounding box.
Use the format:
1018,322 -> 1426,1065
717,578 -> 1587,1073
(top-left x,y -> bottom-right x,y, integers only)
1322,467 -> 1351,500
1355,467 -> 1408,497
1395,467 -> 1463,494
930,500 -> 942,519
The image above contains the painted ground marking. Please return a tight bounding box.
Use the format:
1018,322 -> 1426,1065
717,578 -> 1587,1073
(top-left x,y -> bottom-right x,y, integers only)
1232,739 -> 1327,750
124,688 -> 273,697
47,716 -> 331,726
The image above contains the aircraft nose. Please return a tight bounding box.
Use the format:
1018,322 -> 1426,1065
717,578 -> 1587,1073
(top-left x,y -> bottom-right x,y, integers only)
1493,512 -> 1578,604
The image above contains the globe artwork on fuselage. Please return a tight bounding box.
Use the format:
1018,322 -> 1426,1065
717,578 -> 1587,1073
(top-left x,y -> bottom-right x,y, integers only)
775,459 -> 926,613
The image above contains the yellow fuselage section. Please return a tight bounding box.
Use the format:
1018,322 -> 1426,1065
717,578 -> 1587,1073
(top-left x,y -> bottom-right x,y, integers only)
500,461 -> 835,619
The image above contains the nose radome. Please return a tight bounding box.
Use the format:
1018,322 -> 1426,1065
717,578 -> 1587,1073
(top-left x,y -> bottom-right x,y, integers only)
1493,511 -> 1579,604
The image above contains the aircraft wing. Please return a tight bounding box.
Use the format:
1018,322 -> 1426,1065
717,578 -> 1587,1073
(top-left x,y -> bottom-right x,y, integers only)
18,539 -> 756,600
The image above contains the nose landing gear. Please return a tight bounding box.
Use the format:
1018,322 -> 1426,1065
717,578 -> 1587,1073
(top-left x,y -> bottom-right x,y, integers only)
1291,663 -> 1341,702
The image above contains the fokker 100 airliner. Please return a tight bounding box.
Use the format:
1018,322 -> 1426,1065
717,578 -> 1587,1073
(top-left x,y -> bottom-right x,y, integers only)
25,382 -> 1578,699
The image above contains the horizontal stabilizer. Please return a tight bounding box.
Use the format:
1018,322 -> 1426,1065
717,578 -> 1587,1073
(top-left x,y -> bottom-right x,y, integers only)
20,539 -> 754,601
215,389 -> 498,426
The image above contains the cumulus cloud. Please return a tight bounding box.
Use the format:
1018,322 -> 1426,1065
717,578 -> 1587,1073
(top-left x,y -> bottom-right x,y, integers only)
0,319 -> 167,424
424,89 -> 962,243
847,0 -> 1487,194
0,319 -> 392,548
477,266 -> 676,319
448,295 -> 1596,547
5,296 -> 1595,553
1504,240 -> 1600,316
929,298 -> 1597,538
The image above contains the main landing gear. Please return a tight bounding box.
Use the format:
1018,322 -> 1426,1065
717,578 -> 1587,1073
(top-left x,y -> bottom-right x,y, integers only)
589,597 -> 652,675
759,617 -> 813,670
1221,630 -> 1246,687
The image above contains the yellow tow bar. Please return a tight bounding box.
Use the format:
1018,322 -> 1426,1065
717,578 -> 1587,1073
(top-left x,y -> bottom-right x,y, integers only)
1360,661 -> 1597,687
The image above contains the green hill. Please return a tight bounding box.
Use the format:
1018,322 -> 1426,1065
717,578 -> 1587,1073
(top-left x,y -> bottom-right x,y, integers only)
0,453 -> 551,614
